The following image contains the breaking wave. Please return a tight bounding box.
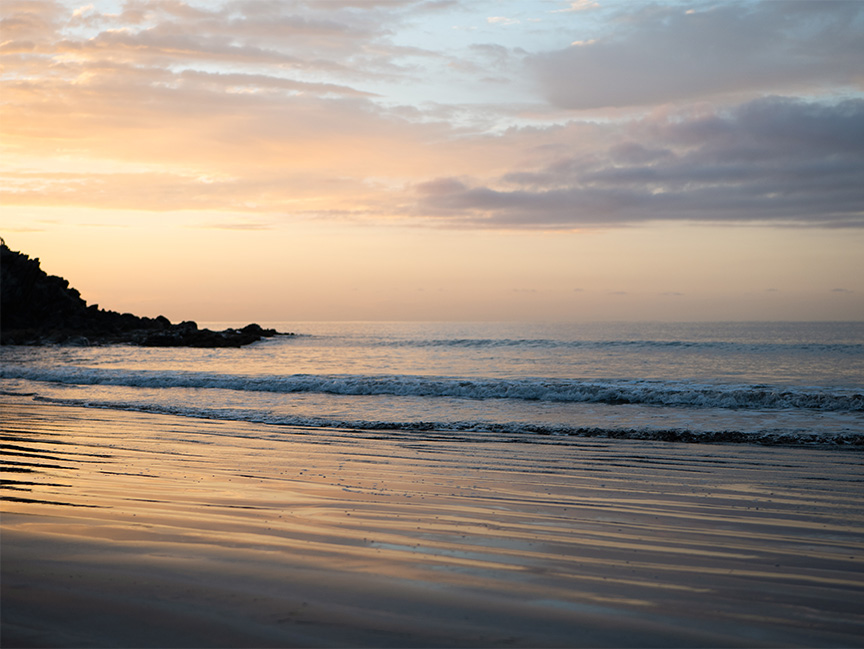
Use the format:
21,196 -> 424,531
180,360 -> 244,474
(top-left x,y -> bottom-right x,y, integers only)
4,366 -> 862,412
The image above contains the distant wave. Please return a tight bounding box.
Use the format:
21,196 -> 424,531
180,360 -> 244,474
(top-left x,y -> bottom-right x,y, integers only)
4,366 -> 863,412
378,338 -> 864,353
23,394 -> 864,448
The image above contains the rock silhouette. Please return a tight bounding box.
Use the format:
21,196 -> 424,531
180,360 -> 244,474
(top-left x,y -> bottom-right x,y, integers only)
0,241 -> 288,347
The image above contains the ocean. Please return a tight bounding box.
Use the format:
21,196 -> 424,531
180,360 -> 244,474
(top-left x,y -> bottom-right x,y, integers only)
2,321 -> 862,448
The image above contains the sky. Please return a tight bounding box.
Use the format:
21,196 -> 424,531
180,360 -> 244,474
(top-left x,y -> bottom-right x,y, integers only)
1,0 -> 863,322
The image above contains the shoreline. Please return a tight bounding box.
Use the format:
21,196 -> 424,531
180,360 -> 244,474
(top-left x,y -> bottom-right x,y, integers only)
2,397 -> 863,647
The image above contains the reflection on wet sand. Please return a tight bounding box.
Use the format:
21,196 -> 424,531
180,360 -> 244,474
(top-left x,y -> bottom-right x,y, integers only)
2,398 -> 863,647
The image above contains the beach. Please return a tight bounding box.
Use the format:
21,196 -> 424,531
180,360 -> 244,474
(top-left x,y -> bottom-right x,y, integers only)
2,396 -> 863,648
4,0 -> 864,645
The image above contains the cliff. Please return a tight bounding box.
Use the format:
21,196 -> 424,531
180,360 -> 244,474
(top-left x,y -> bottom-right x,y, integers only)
0,241 -> 287,347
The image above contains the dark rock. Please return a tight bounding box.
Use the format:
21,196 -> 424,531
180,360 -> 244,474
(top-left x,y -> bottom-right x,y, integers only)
0,241 -> 292,347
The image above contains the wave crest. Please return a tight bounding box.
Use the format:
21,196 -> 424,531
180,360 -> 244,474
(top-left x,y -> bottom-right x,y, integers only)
4,366 -> 862,412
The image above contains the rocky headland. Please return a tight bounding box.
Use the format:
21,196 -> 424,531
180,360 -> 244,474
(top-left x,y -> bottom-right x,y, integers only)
0,241 -> 289,347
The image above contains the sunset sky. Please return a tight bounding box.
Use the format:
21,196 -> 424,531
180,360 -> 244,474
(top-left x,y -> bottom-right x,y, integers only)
2,0 -> 863,322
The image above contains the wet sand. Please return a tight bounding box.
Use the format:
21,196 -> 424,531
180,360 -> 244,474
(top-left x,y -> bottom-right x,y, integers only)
2,397 -> 863,647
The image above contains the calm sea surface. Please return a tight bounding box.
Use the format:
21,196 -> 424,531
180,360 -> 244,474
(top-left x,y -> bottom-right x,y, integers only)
2,321 -> 862,447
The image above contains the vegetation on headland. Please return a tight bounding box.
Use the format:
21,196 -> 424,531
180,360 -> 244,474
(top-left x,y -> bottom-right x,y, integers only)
0,240 -> 290,347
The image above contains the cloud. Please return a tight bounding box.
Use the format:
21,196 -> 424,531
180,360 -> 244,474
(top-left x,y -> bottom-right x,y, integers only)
530,2 -> 864,109
43,0 -> 432,80
177,69 -> 378,98
411,97 -> 864,228
71,4 -> 95,18
487,16 -> 520,26
551,1 -> 600,13
0,0 -> 65,41
416,177 -> 470,196
2,1 -> 862,234
199,219 -> 275,231
0,40 -> 36,53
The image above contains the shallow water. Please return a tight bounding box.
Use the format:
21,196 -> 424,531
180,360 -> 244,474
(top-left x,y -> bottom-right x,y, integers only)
2,321 -> 862,447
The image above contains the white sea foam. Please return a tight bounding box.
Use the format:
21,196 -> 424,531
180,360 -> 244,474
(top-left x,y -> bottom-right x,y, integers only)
3,365 -> 862,412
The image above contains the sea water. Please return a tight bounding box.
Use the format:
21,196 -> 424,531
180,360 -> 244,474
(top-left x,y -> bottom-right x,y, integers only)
2,321 -> 862,447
